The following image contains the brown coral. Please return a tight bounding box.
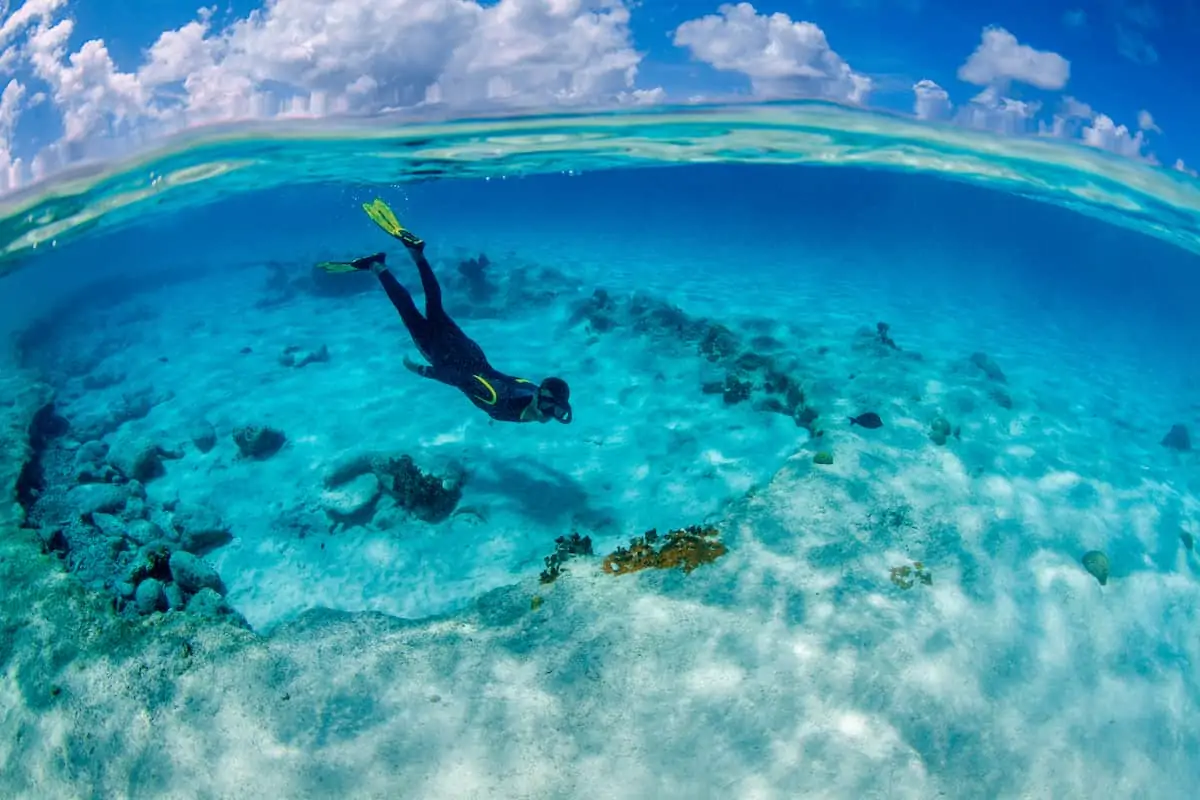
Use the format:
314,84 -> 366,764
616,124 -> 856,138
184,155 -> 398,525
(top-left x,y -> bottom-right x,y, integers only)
602,525 -> 726,576
889,560 -> 932,590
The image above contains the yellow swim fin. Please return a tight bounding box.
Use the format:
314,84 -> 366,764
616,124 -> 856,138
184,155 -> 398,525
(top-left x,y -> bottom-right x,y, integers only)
315,260 -> 361,274
362,198 -> 424,249
315,252 -> 386,274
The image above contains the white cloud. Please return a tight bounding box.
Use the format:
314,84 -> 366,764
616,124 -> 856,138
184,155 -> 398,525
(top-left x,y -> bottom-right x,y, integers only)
1137,109 -> 1159,132
0,0 -> 661,186
1174,158 -> 1197,178
0,77 -> 26,190
673,2 -> 871,104
957,26 -> 1070,90
1040,96 -> 1151,160
25,18 -> 151,142
1081,112 -> 1148,158
912,78 -> 950,120
954,85 -> 1040,136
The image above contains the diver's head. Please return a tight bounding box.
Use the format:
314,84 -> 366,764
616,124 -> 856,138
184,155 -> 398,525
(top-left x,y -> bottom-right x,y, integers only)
537,377 -> 572,424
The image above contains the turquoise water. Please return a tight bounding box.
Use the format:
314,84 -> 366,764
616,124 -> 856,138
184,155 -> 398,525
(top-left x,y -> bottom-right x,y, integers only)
2,101 -> 1199,796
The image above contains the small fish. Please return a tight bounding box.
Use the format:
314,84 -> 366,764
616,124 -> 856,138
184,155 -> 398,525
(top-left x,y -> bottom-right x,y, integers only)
240,346 -> 253,354
849,412 -> 883,429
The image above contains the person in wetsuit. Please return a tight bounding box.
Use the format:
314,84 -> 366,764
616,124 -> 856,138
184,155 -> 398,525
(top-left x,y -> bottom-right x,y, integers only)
318,199 -> 572,424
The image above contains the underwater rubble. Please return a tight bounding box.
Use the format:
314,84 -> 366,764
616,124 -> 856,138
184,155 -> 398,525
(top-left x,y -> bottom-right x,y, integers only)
16,399 -> 247,626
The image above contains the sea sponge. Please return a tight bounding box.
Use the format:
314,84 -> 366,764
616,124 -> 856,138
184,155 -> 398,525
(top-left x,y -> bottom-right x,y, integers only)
602,525 -> 726,576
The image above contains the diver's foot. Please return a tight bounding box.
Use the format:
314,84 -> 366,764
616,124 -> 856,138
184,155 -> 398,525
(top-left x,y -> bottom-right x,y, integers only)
351,252 -> 388,272
397,230 -> 425,252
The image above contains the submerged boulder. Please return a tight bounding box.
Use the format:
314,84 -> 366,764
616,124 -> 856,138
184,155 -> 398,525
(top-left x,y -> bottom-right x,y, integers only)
168,551 -> 225,595
171,504 -> 232,554
189,419 -> 217,453
108,438 -> 172,483
320,473 -> 382,524
134,578 -> 165,614
67,483 -> 128,519
969,352 -> 1007,383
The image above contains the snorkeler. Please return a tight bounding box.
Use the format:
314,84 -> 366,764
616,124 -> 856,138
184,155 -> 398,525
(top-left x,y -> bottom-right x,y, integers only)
318,199 -> 573,425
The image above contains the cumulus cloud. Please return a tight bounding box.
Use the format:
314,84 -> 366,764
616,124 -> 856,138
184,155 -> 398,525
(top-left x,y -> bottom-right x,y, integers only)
0,0 -> 662,187
1042,96 -> 1152,160
957,26 -> 1070,91
1081,112 -> 1148,159
912,78 -> 950,120
1174,159 -> 1197,178
0,77 -> 25,190
1136,109 -> 1159,132
672,2 -> 871,104
954,86 -> 1040,136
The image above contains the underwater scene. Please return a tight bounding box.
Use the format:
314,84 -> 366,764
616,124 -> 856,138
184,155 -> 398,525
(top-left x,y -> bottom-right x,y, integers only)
3,100 -> 1200,797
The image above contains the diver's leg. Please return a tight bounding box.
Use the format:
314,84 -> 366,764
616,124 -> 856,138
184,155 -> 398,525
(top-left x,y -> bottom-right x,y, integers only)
375,266 -> 433,355
405,248 -> 445,318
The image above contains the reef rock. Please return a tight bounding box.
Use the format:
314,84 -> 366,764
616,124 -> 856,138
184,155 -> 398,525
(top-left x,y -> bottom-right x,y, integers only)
168,551 -> 225,595
90,512 -> 126,541
969,352 -> 1007,383
66,483 -> 128,518
124,541 -> 175,585
163,582 -> 186,611
72,440 -> 115,483
108,437 -> 174,483
232,425 -> 286,459
171,504 -> 232,554
320,473 -> 381,524
1161,424 -> 1191,452
185,588 -> 247,627
134,577 -> 165,614
125,518 -> 165,546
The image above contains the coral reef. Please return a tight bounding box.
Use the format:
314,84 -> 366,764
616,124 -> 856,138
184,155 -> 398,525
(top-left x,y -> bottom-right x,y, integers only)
375,455 -> 462,523
539,532 -> 594,584
232,425 -> 287,459
568,285 -> 824,435
457,253 -> 496,303
602,525 -> 726,576
889,561 -> 932,589
876,321 -> 899,350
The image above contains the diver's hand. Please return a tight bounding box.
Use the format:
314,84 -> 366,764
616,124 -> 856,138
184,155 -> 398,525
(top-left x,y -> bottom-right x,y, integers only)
403,356 -> 430,376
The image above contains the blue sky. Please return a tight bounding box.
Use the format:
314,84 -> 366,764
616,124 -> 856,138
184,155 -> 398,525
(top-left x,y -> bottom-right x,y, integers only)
1,0 -> 1197,190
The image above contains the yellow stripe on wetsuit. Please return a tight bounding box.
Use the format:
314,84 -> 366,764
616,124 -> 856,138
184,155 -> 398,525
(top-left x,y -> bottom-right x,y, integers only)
472,375 -> 534,405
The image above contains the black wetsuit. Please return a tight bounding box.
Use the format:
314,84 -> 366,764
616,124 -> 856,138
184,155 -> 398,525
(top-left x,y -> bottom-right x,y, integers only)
378,249 -> 540,422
